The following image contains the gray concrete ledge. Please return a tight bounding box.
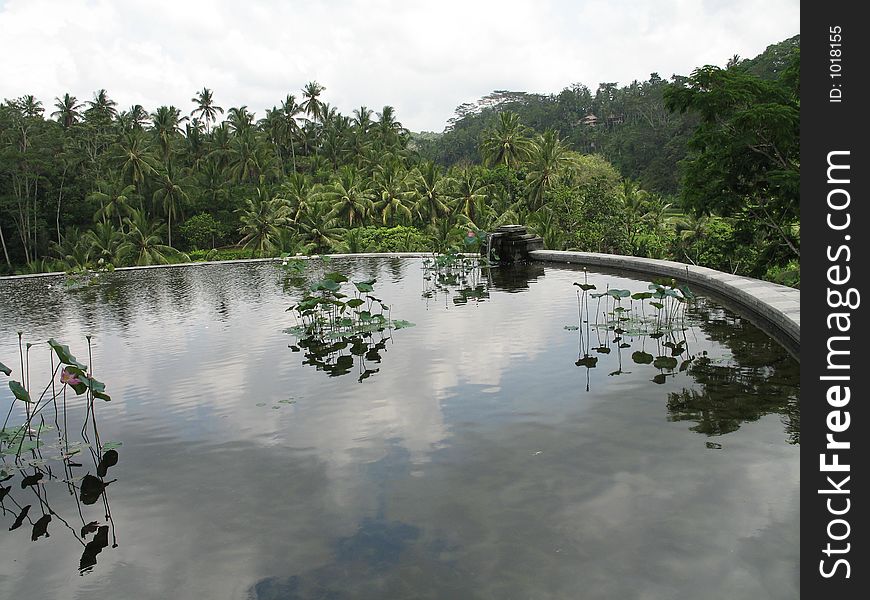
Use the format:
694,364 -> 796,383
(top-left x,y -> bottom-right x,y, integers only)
530,250 -> 800,358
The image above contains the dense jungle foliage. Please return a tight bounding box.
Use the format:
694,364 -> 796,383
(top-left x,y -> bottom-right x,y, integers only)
0,36 -> 799,286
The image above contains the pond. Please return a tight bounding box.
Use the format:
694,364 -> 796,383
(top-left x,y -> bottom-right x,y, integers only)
0,257 -> 799,599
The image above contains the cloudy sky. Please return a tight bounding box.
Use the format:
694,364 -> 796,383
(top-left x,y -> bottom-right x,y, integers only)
1,0 -> 799,132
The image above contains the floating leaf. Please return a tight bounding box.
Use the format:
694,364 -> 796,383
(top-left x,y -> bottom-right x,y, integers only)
619,343 -> 631,349
564,325 -> 579,331
80,474 -> 113,505
706,442 -> 722,450
653,356 -> 679,370
679,285 -> 695,299
9,381 -> 31,403
324,272 -> 348,284
392,320 -> 415,329
97,450 -> 119,478
632,351 -> 654,365
595,346 -> 611,354
47,339 -> 88,370
21,473 -> 43,489
31,514 -> 52,541
312,279 -> 340,292
353,280 -> 375,293
0,361 -> 10,376
652,374 -> 667,384
102,441 -> 123,450
81,521 -> 100,538
9,505 -> 30,531
575,356 -> 598,368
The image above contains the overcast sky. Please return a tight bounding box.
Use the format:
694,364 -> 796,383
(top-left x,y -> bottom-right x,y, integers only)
1,0 -> 799,132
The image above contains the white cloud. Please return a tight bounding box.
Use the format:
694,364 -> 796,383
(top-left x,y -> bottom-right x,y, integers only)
1,0 -> 799,131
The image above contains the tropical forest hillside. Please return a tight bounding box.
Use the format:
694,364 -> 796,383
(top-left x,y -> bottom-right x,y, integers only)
0,36 -> 799,285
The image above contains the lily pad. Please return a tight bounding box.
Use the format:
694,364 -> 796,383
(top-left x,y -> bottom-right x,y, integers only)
653,356 -> 679,370
632,351 -> 654,364
48,339 -> 88,370
8,381 -> 31,403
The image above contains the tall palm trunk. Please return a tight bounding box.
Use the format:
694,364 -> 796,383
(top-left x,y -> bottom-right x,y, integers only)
0,221 -> 11,268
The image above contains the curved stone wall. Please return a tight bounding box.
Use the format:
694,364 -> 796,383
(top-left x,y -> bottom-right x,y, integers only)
529,250 -> 800,359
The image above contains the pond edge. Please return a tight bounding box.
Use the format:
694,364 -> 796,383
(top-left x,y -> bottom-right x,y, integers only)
529,250 -> 800,360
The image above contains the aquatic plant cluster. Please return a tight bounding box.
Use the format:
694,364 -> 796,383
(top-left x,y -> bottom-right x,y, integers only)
282,261 -> 414,380
571,270 -> 696,386
1,336 -> 120,572
421,249 -> 489,306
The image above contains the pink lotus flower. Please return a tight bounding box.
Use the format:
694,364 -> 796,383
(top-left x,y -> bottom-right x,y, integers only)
60,368 -> 81,387
466,230 -> 475,238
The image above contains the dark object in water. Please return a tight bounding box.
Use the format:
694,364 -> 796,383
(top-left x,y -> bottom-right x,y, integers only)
9,505 -> 30,531
80,474 -> 116,505
31,514 -> 51,541
97,450 -> 119,477
80,525 -> 109,572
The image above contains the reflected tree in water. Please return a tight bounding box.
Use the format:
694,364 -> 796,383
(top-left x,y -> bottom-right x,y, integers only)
1,336 -> 121,573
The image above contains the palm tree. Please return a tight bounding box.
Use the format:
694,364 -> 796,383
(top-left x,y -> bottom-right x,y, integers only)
452,168 -> 489,226
373,161 -> 414,227
118,104 -> 150,132
375,105 -> 408,151
114,131 -> 160,195
352,106 -> 373,134
413,161 -> 453,224
226,106 -> 254,137
301,81 -> 326,123
525,129 -> 578,211
152,171 -> 191,247
320,165 -> 373,228
228,133 -> 276,184
120,209 -> 187,266
150,105 -> 187,168
619,179 -> 650,253
89,178 -> 136,227
86,221 -> 125,264
480,111 -> 534,168
19,95 -> 43,118
674,214 -> 711,265
280,94 -> 303,171
52,93 -> 84,128
86,89 -> 118,118
237,191 -> 292,257
207,122 -> 233,171
277,173 -> 314,222
191,87 -> 223,132
296,202 -> 346,253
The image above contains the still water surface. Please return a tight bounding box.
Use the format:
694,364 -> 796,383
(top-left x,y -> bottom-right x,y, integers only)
0,258 -> 799,599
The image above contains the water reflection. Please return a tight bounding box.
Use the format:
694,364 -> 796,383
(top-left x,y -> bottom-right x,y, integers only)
1,337 -> 121,574
570,278 -> 799,444
0,260 -> 799,599
421,253 -> 490,308
290,331 -> 392,381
